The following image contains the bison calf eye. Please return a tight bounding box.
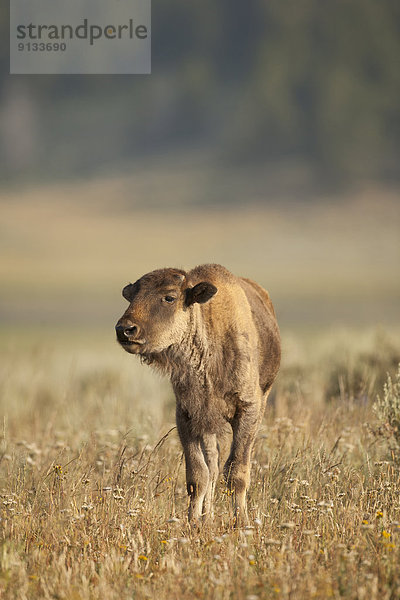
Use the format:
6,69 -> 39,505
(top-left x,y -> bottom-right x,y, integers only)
163,295 -> 176,304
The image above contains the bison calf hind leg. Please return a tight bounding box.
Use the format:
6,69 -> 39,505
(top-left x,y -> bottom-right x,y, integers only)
224,403 -> 260,522
200,434 -> 219,519
223,459 -> 251,523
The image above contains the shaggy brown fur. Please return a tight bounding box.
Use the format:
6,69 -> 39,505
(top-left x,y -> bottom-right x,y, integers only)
116,264 -> 281,522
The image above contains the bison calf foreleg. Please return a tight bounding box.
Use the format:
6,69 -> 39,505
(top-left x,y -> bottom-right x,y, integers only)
183,434 -> 219,522
177,409 -> 212,522
184,439 -> 210,522
224,403 -> 260,521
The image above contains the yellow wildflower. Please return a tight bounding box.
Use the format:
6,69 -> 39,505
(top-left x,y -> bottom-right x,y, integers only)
385,543 -> 395,551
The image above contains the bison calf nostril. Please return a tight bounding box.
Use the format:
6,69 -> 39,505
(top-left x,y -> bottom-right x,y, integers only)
115,323 -> 139,341
124,325 -> 138,338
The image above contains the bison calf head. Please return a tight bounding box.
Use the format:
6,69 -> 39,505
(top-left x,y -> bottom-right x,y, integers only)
115,268 -> 217,355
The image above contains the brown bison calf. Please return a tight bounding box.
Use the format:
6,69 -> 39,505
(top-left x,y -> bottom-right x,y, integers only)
116,264 -> 280,522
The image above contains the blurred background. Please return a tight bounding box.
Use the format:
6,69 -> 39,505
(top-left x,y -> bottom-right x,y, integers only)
0,0 -> 399,338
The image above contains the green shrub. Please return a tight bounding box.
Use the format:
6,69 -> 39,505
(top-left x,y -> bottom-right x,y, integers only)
374,364 -> 400,454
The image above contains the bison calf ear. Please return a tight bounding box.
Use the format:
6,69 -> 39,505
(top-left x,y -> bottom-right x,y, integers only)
122,284 -> 132,301
185,282 -> 217,306
123,280 -> 140,301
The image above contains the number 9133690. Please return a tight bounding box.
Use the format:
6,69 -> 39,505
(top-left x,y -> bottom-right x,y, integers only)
18,42 -> 66,51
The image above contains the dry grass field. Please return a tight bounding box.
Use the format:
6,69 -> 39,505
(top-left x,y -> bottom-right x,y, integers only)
1,176 -> 400,598
1,329 -> 400,600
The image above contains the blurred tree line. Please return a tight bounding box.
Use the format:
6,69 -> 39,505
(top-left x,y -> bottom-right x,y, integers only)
0,0 -> 399,187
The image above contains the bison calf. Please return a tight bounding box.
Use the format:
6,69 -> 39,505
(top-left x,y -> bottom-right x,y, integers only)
116,264 -> 280,522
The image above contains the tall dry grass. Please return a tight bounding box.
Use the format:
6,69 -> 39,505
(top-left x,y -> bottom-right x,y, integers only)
1,329 -> 399,599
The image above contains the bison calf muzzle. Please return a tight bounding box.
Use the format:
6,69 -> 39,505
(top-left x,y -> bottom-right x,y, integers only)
116,264 -> 281,523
